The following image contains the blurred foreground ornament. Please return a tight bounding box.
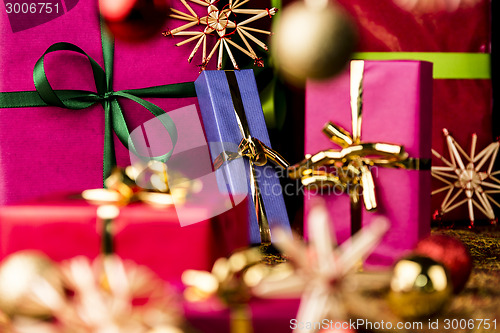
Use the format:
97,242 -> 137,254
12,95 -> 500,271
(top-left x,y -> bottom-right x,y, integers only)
182,248 -> 273,333
252,201 -> 390,333
388,255 -> 453,319
271,0 -> 357,86
58,255 -> 184,332
415,234 -> 472,293
0,251 -> 64,318
318,328 -> 355,333
163,0 -> 277,70
182,248 -> 264,307
393,0 -> 481,13
1,254 -> 184,332
100,0 -> 171,42
431,128 -> 500,227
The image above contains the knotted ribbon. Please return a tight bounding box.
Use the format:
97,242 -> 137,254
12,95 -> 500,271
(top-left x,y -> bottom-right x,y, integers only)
82,163 -> 177,255
182,248 -> 265,333
212,71 -> 289,245
287,60 -> 430,235
0,21 -> 197,184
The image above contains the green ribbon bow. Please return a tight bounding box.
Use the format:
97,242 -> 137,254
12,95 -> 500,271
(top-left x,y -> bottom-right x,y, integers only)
0,22 -> 197,185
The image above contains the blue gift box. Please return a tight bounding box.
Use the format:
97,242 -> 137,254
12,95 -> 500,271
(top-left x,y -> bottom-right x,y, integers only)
195,70 -> 291,244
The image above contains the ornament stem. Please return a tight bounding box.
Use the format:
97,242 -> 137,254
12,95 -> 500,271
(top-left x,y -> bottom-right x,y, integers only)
97,205 -> 120,255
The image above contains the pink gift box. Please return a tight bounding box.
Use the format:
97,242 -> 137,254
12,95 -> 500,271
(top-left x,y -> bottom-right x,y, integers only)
305,60 -> 433,268
0,193 -> 248,282
0,0 -> 214,205
184,298 -> 300,333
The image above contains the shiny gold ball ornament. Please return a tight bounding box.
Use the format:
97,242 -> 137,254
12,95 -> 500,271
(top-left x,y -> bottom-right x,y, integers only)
182,248 -> 264,307
0,251 -> 64,318
271,0 -> 357,86
388,255 -> 453,319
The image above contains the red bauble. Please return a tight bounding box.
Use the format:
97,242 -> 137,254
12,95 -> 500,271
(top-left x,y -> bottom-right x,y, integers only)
100,0 -> 170,42
415,234 -> 472,293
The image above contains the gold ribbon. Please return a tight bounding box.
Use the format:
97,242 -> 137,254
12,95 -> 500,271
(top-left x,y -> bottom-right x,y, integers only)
287,61 -> 430,235
81,162 -> 195,254
182,248 -> 267,333
214,71 -> 289,245
182,248 -> 289,333
82,162 -> 181,207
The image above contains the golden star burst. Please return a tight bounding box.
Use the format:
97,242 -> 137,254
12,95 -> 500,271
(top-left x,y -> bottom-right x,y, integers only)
163,0 -> 277,71
432,128 -> 500,227
252,201 -> 390,333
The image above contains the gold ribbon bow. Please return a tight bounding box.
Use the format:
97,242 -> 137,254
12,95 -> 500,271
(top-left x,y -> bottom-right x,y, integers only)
81,161 -> 196,253
287,61 -> 429,235
213,71 -> 289,245
182,248 -> 261,333
182,247 -> 288,333
82,161 -> 184,207
214,137 -> 289,170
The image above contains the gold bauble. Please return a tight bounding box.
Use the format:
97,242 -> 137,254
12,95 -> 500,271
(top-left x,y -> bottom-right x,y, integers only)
388,255 -> 453,319
0,251 -> 64,318
271,0 -> 357,86
182,248 -> 263,307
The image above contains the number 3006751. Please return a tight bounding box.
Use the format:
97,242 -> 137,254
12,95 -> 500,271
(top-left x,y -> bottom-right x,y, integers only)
5,2 -> 60,14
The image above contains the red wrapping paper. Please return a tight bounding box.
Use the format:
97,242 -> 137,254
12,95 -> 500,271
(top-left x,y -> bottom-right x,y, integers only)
183,298 -> 300,333
0,194 -> 248,282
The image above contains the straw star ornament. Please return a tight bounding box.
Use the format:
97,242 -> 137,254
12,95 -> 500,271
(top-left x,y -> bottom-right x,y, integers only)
432,128 -> 500,226
163,0 -> 277,70
252,201 -> 390,333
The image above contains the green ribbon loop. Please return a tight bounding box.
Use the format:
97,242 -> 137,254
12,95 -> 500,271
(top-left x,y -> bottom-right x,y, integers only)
0,22 -> 197,185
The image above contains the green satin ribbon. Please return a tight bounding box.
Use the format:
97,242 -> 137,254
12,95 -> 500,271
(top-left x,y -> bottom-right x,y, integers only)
0,23 -> 197,185
352,52 -> 491,79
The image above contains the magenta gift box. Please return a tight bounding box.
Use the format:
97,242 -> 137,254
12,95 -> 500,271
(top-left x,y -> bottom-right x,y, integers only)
184,298 -> 300,333
305,60 -> 433,268
0,1 -> 214,205
0,193 -> 248,283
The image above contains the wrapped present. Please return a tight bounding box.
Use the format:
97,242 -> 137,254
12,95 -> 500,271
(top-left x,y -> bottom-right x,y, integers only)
0,1 -> 215,205
334,0 -> 492,221
336,0 -> 491,150
195,70 -> 291,245
184,298 -> 300,333
0,192 -> 248,283
0,96 -> 252,282
302,60 -> 433,268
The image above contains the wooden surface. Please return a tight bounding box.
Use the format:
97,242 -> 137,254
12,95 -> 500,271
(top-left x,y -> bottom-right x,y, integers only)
265,225 -> 500,333
352,226 -> 500,333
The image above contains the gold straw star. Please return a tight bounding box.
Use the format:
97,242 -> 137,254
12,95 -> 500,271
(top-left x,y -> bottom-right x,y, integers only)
163,0 -> 277,71
252,200 -> 390,333
432,128 -> 500,227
